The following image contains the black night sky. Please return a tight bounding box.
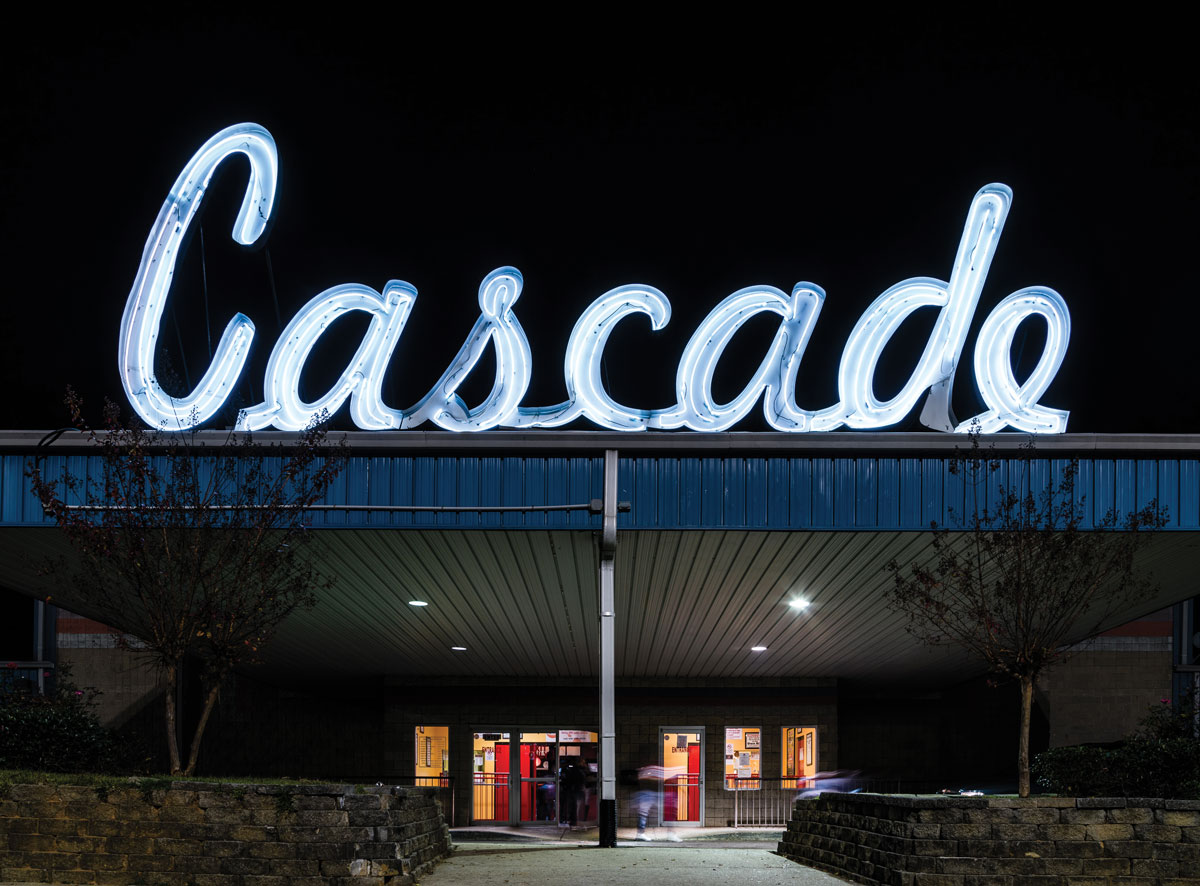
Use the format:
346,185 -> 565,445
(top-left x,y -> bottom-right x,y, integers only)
3,14 -> 1196,434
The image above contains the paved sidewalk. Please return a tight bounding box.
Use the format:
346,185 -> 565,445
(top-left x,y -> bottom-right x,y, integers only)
424,843 -> 843,886
421,829 -> 847,886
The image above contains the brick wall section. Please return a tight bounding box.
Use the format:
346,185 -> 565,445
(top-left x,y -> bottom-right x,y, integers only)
0,782 -> 451,886
777,792 -> 1200,886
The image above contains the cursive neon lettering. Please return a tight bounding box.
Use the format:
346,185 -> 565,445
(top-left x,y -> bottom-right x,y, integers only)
120,123 -> 1071,434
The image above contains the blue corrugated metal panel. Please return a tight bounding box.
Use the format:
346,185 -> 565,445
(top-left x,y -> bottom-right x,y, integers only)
1180,461 -> 1200,528
789,458 -> 811,529
900,459 -> 922,527
634,458 -> 657,528
1158,460 -> 1179,529
7,449 -> 1200,533
437,458 -> 457,526
524,458 -> 545,528
1026,459 -> 1048,511
724,457 -> 746,528
766,459 -> 789,527
456,458 -> 480,527
1115,459 -> 1137,523
940,456 -> 969,523
701,458 -> 723,527
834,459 -> 856,527
3,456 -> 23,523
745,458 -> 769,529
680,459 -> 702,528
811,459 -> 833,528
922,458 -> 943,528
480,457 -> 502,527
877,458 -> 899,529
502,458 -> 523,527
1136,461 -> 1157,516
545,458 -> 567,528
1076,458 -> 1094,529
856,459 -> 878,528
570,458 -> 595,528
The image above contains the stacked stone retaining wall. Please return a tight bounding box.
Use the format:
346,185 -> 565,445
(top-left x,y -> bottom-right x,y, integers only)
778,792 -> 1200,886
0,781 -> 451,885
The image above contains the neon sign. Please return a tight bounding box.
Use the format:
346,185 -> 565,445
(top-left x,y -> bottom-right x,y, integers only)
120,123 -> 1070,434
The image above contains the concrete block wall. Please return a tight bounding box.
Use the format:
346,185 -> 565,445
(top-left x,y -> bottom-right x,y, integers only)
778,792 -> 1200,886
0,781 -> 451,886
1038,642 -> 1173,747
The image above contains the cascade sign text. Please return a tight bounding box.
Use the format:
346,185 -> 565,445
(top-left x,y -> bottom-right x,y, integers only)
120,124 -> 1071,434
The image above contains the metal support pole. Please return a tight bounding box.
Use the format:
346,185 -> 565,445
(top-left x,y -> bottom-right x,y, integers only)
598,449 -> 618,847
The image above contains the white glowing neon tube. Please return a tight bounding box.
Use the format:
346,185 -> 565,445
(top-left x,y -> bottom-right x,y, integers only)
119,123 -> 277,429
121,123 -> 1073,435
959,287 -> 1071,434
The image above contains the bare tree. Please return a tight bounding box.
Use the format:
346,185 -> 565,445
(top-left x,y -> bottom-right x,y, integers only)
28,392 -> 347,776
887,434 -> 1163,797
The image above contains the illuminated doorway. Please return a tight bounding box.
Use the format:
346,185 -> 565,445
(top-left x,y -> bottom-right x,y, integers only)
782,726 -> 818,788
472,728 -> 599,825
659,728 -> 704,826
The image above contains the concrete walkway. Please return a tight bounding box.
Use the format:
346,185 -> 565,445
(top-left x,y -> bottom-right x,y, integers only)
421,828 -> 848,886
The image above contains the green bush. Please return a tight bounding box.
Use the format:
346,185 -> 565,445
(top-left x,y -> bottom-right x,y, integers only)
1033,692 -> 1200,799
0,666 -> 119,773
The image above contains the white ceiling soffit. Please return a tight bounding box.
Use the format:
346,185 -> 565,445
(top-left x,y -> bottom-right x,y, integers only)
4,527 -> 1195,685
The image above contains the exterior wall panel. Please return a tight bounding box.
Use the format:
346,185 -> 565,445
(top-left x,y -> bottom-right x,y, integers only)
5,450 -> 1200,532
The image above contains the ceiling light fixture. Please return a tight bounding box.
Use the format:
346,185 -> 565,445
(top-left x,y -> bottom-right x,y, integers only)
408,600 -> 428,607
751,645 -> 767,652
451,646 -> 467,651
789,598 -> 810,610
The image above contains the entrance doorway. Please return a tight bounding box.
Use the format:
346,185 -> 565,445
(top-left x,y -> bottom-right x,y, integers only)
660,728 -> 704,825
472,729 -> 599,825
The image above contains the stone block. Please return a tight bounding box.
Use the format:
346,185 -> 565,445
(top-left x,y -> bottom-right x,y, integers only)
1064,809 -> 1108,824
1039,823 -> 1088,840
1077,798 -> 1127,809
994,824 -> 1041,840
1,867 -> 47,883
6,833 -> 56,853
1160,810 -> 1200,827
942,824 -> 991,840
1110,808 -> 1155,824
1130,857 -> 1178,877
247,841 -> 298,859
1039,857 -> 1085,875
1050,841 -> 1104,859
1102,841 -> 1154,858
219,856 -> 273,875
1133,823 -> 1182,841
1082,857 -> 1131,876
77,852 -> 128,872
124,852 -> 174,871
1085,823 -> 1135,840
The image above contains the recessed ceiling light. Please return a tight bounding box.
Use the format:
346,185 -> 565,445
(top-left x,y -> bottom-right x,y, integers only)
408,600 -> 428,607
751,646 -> 767,652
451,646 -> 467,651
789,598 -> 810,610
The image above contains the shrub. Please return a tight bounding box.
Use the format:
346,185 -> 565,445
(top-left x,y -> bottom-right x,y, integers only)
1033,691 -> 1200,799
0,666 -> 118,773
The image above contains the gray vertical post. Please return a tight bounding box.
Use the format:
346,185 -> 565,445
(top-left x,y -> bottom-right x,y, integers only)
598,448 -> 619,847
34,599 -> 45,695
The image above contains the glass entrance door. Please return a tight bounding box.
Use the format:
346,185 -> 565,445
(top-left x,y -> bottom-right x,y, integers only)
472,731 -> 512,821
660,728 -> 704,825
472,727 -> 599,825
519,732 -> 558,822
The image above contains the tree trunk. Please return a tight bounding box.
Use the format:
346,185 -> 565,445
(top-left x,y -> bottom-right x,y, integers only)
164,662 -> 182,775
1018,673 -> 1034,798
182,679 -> 223,777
